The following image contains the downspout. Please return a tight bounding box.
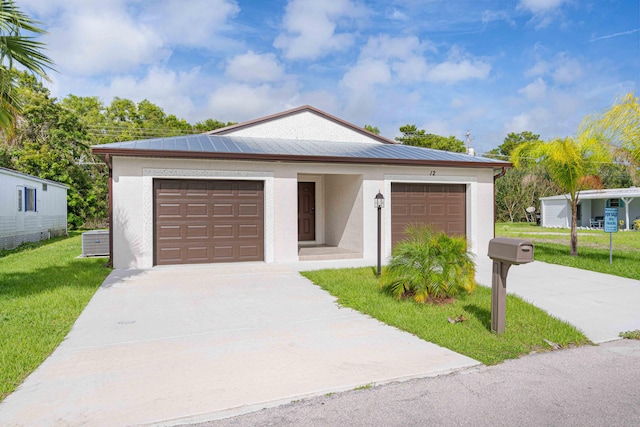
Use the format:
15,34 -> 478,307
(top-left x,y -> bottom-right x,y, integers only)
105,154 -> 113,268
493,167 -> 507,238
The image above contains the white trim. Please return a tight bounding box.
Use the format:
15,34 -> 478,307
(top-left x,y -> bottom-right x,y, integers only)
142,168 -> 275,269
384,173 -> 479,257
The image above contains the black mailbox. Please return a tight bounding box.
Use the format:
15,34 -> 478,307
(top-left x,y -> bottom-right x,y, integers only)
487,238 -> 535,335
488,238 -> 534,265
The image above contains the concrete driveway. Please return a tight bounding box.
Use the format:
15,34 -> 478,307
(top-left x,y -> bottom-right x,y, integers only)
0,264 -> 478,426
475,255 -> 640,343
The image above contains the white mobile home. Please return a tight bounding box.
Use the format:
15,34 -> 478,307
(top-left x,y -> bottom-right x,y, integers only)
540,187 -> 640,230
0,167 -> 68,250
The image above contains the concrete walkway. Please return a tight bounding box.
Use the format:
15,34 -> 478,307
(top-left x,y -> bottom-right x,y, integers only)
0,264 -> 478,427
475,255 -> 640,343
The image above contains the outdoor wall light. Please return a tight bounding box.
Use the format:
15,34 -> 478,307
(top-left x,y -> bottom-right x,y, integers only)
374,191 -> 385,209
375,191 -> 384,276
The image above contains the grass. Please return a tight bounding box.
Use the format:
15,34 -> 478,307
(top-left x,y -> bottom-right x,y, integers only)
0,233 -> 111,402
496,222 -> 640,279
302,267 -> 589,366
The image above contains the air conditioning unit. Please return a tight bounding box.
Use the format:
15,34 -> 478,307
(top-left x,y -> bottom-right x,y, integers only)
82,230 -> 109,257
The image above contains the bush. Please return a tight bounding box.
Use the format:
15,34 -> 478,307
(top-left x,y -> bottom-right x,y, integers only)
380,225 -> 476,302
634,219 -> 640,230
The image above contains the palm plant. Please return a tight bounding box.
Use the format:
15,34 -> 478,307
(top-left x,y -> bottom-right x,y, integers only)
0,0 -> 54,130
511,135 -> 610,256
380,225 -> 476,302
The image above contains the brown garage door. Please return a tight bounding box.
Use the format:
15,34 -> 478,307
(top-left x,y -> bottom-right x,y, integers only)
391,183 -> 466,247
154,179 -> 264,265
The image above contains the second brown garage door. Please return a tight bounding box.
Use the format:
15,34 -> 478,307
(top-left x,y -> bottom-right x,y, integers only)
154,179 -> 264,265
391,183 -> 466,247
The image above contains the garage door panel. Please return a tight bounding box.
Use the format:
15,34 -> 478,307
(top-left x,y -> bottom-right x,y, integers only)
213,246 -> 234,260
429,204 -> 445,216
154,179 -> 264,265
238,224 -> 260,238
212,203 -> 234,217
186,225 -> 209,239
392,183 -> 466,247
238,203 -> 260,217
212,223 -> 234,238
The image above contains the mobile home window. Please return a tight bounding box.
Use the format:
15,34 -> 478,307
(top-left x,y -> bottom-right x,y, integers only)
17,188 -> 22,212
25,187 -> 36,212
42,183 -> 48,191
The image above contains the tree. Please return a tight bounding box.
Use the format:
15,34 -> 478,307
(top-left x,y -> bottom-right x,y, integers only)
363,124 -> 380,135
495,167 -> 560,222
395,125 -> 465,153
0,0 -> 54,131
193,118 -> 235,132
500,131 -> 541,157
485,131 -> 541,159
511,135 -> 610,256
8,72 -> 105,228
581,92 -> 640,185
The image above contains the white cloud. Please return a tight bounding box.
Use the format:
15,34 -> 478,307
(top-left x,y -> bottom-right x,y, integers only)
552,57 -> 583,85
519,77 -> 547,100
274,0 -> 366,60
226,51 -> 285,82
517,0 -> 569,28
427,60 -> 491,83
518,0 -> 567,14
45,5 -> 167,75
340,59 -> 391,92
28,0 -> 240,77
388,8 -> 408,21
143,0 -> 240,47
93,67 -> 202,121
207,82 -> 300,122
526,52 -> 583,85
481,10 -> 515,26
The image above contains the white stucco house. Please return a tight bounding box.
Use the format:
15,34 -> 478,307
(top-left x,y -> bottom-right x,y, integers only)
92,106 -> 510,269
540,187 -> 640,230
0,167 -> 68,250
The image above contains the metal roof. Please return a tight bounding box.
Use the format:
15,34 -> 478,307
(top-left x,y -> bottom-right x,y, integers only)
0,166 -> 69,189
541,187 -> 640,201
92,134 -> 510,168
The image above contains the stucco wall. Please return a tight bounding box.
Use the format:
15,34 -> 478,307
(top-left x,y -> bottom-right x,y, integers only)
223,110 -> 380,144
324,174 -> 363,253
110,156 -> 496,269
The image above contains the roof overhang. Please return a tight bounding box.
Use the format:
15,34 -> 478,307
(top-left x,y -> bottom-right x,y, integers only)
91,147 -> 512,169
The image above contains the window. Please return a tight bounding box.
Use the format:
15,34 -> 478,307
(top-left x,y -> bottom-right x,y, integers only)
17,188 -> 22,212
42,183 -> 48,191
25,187 -> 36,212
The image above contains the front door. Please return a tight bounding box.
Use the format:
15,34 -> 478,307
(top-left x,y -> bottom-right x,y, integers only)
298,182 -> 316,241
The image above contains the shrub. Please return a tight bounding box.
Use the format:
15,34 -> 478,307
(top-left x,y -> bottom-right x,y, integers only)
619,330 -> 640,339
634,219 -> 640,231
380,225 -> 476,302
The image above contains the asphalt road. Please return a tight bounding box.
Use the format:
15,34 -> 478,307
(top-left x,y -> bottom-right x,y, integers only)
187,339 -> 640,427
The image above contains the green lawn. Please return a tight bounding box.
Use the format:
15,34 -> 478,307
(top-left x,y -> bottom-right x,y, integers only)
302,267 -> 589,365
0,233 -> 111,401
496,222 -> 640,279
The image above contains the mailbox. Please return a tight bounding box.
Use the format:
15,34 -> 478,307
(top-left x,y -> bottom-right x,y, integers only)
488,238 -> 534,265
487,238 -> 535,335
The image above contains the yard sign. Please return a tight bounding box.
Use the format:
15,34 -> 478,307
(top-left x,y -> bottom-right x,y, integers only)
604,207 -> 618,264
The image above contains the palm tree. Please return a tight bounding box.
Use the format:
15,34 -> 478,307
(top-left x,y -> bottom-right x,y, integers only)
0,0 -> 54,130
581,92 -> 640,180
511,135 -> 610,256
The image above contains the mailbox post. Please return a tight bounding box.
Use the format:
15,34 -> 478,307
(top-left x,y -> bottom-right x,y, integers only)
487,238 -> 534,335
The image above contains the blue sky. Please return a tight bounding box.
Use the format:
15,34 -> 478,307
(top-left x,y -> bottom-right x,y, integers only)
25,0 -> 639,154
